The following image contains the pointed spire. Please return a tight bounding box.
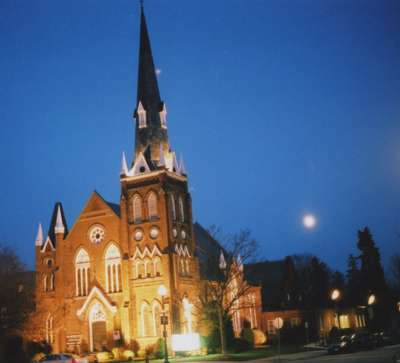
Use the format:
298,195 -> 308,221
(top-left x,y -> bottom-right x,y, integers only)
55,205 -> 65,234
159,144 -> 166,167
179,155 -> 186,175
47,202 -> 68,245
172,152 -> 179,173
134,4 -> 169,162
137,5 -> 161,111
219,251 -> 227,270
35,223 -> 43,246
120,151 -> 129,175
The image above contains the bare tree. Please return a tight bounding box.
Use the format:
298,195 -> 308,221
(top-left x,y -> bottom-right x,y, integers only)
389,254 -> 400,292
196,227 -> 259,354
0,244 -> 32,338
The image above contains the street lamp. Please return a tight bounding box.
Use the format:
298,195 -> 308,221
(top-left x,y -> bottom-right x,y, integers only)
367,293 -> 376,331
158,284 -> 169,363
368,294 -> 376,306
330,289 -> 341,329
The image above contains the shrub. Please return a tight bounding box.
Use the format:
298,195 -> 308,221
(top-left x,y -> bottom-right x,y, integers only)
232,338 -> 252,353
153,338 -> 165,359
25,340 -> 51,358
130,339 -> 140,356
241,327 -> 255,348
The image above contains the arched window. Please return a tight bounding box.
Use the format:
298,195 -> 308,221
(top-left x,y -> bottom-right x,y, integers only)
141,302 -> 153,337
45,314 -> 54,344
148,192 -> 158,220
170,194 -> 176,221
133,195 -> 142,224
179,196 -> 185,222
135,260 -> 145,279
144,258 -> 153,278
154,257 -> 162,277
50,273 -> 55,291
185,258 -> 190,276
183,297 -> 193,333
105,244 -> 122,293
180,257 -> 185,276
152,301 -> 162,336
75,248 -> 90,296
43,275 -> 48,292
231,278 -> 241,334
137,101 -> 147,128
249,293 -> 257,328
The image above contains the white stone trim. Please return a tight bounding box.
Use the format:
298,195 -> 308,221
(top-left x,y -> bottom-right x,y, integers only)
129,152 -> 150,176
76,286 -> 117,317
54,205 -> 65,234
35,223 -> 43,246
41,236 -> 55,252
132,244 -> 162,260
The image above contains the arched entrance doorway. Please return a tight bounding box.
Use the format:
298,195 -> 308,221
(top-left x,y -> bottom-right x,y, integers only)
89,303 -> 107,351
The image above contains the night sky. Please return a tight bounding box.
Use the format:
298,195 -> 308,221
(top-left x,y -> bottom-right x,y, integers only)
1,0 -> 399,272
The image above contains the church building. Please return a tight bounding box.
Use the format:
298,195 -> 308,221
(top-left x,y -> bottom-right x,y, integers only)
31,5 -> 261,354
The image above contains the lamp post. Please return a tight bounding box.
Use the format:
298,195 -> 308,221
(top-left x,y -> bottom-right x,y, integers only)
330,289 -> 341,330
367,293 -> 376,331
158,284 -> 169,363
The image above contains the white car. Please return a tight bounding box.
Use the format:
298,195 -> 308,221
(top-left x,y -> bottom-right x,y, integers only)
38,354 -> 78,363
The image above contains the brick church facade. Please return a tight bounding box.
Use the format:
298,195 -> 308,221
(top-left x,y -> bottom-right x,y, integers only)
30,6 -> 262,354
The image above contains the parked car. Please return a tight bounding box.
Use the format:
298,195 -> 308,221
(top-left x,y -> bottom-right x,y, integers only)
327,335 -> 352,354
349,332 -> 374,351
38,354 -> 78,363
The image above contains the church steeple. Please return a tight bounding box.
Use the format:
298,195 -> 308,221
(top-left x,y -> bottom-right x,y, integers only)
134,4 -> 169,162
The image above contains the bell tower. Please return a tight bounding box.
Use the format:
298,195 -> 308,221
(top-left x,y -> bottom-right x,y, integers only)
120,4 -> 200,341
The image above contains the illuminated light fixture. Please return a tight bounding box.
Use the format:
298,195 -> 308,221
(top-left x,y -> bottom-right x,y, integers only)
171,333 -> 200,352
368,294 -> 376,306
331,289 -> 341,301
158,284 -> 167,297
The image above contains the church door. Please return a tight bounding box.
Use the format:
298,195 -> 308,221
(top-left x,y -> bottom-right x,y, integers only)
92,321 -> 107,351
89,303 -> 108,352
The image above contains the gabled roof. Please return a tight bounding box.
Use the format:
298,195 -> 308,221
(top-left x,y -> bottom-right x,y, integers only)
66,191 -> 120,238
193,222 -> 224,281
76,286 -> 117,317
105,201 -> 120,217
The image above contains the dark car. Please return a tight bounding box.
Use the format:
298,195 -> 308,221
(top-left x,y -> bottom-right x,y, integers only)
327,335 -> 352,354
349,332 -> 374,351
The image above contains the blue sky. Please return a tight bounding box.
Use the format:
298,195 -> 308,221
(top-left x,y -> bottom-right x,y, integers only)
0,0 -> 399,272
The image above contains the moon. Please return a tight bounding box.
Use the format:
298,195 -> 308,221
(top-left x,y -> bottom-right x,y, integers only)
303,214 -> 317,229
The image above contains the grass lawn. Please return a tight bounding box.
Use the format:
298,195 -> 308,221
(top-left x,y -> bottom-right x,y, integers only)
113,345 -> 313,362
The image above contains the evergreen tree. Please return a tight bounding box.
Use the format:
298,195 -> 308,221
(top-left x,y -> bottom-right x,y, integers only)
356,227 -> 390,330
357,227 -> 387,296
345,254 -> 361,305
309,257 -> 331,308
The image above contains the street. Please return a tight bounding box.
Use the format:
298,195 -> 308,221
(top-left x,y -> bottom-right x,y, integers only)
261,345 -> 400,363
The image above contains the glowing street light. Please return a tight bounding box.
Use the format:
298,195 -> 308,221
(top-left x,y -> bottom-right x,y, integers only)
330,289 -> 341,329
158,284 -> 169,363
368,294 -> 376,306
303,214 -> 317,229
331,289 -> 341,301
